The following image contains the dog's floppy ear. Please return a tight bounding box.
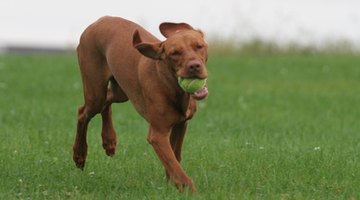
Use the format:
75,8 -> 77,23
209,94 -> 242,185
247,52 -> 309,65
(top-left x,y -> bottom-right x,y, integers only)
159,22 -> 194,38
133,30 -> 163,60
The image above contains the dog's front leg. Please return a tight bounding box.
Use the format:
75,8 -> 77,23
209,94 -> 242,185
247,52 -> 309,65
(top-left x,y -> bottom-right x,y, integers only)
170,121 -> 188,162
147,125 -> 196,192
163,121 -> 187,180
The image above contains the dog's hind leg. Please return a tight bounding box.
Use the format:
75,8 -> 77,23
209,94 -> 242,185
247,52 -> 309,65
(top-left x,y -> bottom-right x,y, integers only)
73,90 -> 107,169
73,45 -> 109,169
101,77 -> 128,156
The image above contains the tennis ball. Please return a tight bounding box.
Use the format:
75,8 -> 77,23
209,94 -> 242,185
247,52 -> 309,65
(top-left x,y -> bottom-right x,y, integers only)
178,77 -> 207,93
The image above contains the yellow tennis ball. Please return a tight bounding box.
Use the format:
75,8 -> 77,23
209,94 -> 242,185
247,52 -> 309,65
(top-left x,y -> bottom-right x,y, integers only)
178,77 -> 207,93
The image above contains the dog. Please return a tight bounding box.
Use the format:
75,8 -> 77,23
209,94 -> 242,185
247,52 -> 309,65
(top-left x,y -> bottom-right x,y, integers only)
72,16 -> 209,192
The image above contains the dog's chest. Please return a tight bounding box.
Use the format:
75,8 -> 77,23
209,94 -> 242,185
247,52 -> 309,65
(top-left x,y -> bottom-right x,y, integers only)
184,99 -> 197,120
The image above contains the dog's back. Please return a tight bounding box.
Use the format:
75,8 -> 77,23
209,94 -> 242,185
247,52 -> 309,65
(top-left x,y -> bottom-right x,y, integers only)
78,16 -> 158,66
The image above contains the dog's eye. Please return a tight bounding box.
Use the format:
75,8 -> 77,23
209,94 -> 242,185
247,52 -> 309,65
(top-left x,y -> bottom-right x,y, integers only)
170,50 -> 182,57
195,44 -> 204,50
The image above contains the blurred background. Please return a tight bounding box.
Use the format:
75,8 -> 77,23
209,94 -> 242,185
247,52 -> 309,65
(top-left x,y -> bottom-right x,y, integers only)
1,0 -> 360,54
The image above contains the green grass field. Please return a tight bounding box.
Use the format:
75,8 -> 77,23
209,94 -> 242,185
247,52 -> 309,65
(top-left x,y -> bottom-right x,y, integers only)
0,54 -> 359,199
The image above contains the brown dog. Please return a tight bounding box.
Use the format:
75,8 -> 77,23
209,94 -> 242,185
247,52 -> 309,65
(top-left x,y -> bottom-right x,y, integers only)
72,16 -> 208,192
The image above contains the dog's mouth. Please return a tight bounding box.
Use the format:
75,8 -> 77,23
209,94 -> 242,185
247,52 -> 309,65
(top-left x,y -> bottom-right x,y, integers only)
177,75 -> 209,100
191,86 -> 208,100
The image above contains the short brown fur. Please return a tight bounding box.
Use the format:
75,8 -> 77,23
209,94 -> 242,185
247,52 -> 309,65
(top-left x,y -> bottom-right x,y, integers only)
72,16 -> 209,192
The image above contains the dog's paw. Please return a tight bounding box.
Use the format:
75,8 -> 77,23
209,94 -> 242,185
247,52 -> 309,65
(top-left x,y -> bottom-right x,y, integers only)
104,146 -> 116,157
102,139 -> 116,157
75,160 -> 85,170
174,176 -> 196,193
73,153 -> 86,170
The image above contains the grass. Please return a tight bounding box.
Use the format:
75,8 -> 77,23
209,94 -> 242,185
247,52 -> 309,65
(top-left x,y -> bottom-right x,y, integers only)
0,54 -> 359,199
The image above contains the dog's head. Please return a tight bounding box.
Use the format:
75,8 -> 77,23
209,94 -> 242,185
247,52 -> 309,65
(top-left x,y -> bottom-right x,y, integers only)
133,22 -> 208,99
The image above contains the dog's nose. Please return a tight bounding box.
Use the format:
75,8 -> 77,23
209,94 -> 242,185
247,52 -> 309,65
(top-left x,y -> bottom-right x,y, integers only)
187,60 -> 201,74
